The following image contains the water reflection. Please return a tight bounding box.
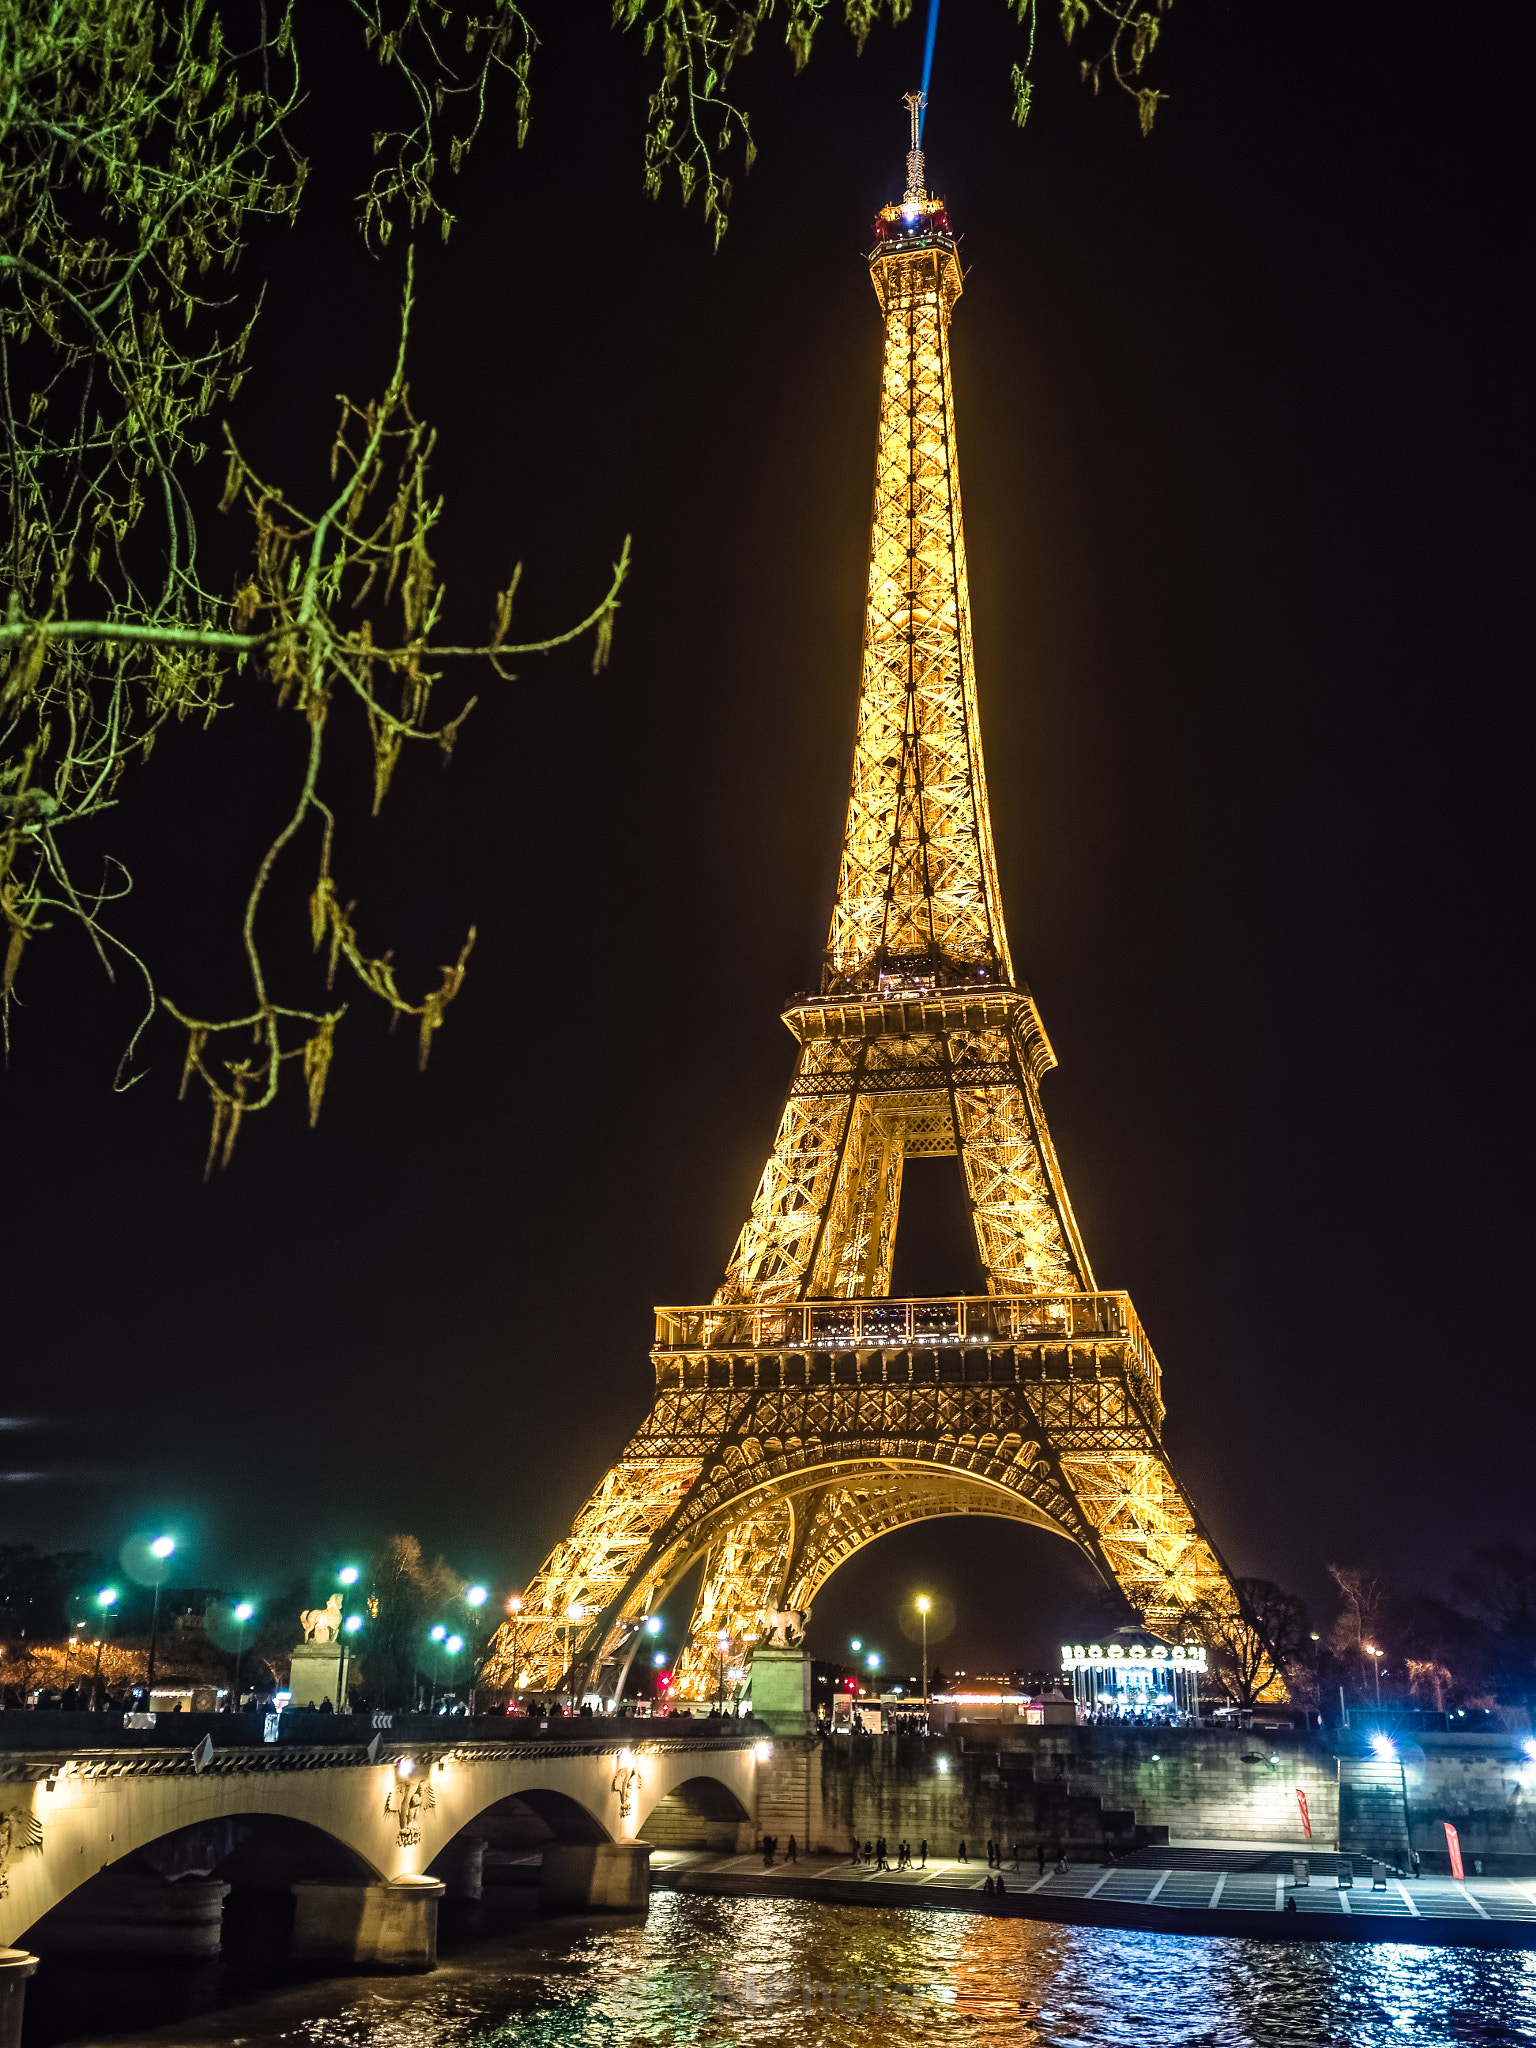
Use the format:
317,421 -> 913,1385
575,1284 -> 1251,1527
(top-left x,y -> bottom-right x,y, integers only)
44,1893 -> 1536,2047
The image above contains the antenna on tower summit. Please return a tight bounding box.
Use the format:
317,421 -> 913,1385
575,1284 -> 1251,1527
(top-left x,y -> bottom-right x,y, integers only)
902,91 -> 927,202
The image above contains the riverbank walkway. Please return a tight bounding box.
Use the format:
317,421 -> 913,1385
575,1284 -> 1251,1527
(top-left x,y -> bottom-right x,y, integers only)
649,1843 -> 1536,1949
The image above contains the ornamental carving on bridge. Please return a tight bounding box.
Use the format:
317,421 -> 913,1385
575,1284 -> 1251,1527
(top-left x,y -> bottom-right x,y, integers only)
384,1775 -> 435,1847
0,1806 -> 43,1897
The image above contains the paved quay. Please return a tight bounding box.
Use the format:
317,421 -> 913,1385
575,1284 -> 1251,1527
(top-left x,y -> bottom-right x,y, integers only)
649,1844 -> 1536,1949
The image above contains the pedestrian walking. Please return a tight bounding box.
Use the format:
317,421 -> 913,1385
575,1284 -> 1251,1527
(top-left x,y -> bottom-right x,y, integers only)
919,1837 -> 928,1867
957,1839 -> 968,1863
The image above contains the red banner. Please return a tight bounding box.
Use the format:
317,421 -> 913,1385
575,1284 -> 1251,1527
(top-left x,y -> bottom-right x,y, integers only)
1295,1787 -> 1312,1840
1444,1821 -> 1464,1881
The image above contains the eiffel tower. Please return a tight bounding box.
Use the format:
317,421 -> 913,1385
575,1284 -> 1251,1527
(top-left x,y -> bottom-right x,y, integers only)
486,104 -> 1244,1705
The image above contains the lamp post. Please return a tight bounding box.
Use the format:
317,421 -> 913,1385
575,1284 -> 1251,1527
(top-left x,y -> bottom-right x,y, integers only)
1364,1645 -> 1383,1712
917,1596 -> 931,1704
429,1624 -> 448,1712
231,1602 -> 254,1709
505,1594 -> 525,1704
334,1567 -> 362,1711
93,1588 -> 118,1704
716,1630 -> 730,1712
563,1603 -> 586,1711
337,1613 -> 363,1711
463,1586 -> 488,1715
444,1634 -> 463,1712
145,1536 -> 175,1690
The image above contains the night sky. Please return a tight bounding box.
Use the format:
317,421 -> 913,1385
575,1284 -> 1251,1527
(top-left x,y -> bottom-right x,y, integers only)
3,2 -> 1530,1675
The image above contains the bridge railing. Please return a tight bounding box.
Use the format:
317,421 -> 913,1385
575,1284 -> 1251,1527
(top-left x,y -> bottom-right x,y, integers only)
0,1709 -> 772,1775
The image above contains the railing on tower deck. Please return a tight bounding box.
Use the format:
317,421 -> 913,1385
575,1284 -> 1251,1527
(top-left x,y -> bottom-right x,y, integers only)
653,1292 -> 1163,1419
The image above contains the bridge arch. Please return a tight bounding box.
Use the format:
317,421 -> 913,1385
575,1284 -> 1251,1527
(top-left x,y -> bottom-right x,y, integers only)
636,1774 -> 751,1853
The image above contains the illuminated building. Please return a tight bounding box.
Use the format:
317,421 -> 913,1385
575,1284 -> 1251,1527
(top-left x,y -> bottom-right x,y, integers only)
485,105 -> 1254,1707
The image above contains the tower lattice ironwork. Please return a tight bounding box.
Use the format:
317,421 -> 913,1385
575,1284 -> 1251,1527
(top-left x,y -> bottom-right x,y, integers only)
485,121 -> 1251,1707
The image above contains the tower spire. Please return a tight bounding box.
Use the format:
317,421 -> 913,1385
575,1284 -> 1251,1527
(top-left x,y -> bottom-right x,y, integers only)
827,131 -> 1011,996
903,89 -> 927,200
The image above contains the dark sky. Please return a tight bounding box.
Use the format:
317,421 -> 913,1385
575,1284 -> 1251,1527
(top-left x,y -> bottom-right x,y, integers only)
3,1 -> 1531,1675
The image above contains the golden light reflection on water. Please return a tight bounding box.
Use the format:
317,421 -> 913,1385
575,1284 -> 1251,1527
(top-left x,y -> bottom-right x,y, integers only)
70,1894 -> 1536,2048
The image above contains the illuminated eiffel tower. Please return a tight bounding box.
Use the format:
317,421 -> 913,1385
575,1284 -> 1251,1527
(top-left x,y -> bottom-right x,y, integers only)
486,102 -> 1246,1705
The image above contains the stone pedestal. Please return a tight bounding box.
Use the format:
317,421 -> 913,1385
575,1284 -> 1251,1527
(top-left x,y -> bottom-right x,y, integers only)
290,1876 -> 444,1971
540,1843 -> 651,1914
0,1952 -> 37,2048
430,1833 -> 486,1901
749,1646 -> 814,1735
287,1641 -> 345,1710
29,1875 -> 229,1957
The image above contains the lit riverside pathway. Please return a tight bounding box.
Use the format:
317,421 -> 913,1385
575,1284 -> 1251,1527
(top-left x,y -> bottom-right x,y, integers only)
648,1846 -> 1536,1948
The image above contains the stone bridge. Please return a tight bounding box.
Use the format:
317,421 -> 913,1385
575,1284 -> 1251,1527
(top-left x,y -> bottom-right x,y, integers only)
0,1711 -> 768,1984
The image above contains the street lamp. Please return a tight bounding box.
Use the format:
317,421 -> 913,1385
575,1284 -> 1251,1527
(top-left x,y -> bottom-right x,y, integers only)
462,1586 -> 488,1712
145,1536 -> 175,1689
1364,1645 -> 1384,1712
716,1629 -> 730,1712
93,1588 -> 118,1702
338,1566 -> 360,1587
917,1596 -> 931,1704
504,1593 -> 526,1701
232,1601 -> 255,1709
563,1603 -> 586,1710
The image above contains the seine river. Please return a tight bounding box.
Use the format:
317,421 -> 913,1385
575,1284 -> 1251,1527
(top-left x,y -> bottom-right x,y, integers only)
35,1892 -> 1536,2047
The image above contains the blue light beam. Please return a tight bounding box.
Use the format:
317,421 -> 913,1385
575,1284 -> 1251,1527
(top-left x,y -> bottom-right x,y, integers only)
919,0 -> 941,141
